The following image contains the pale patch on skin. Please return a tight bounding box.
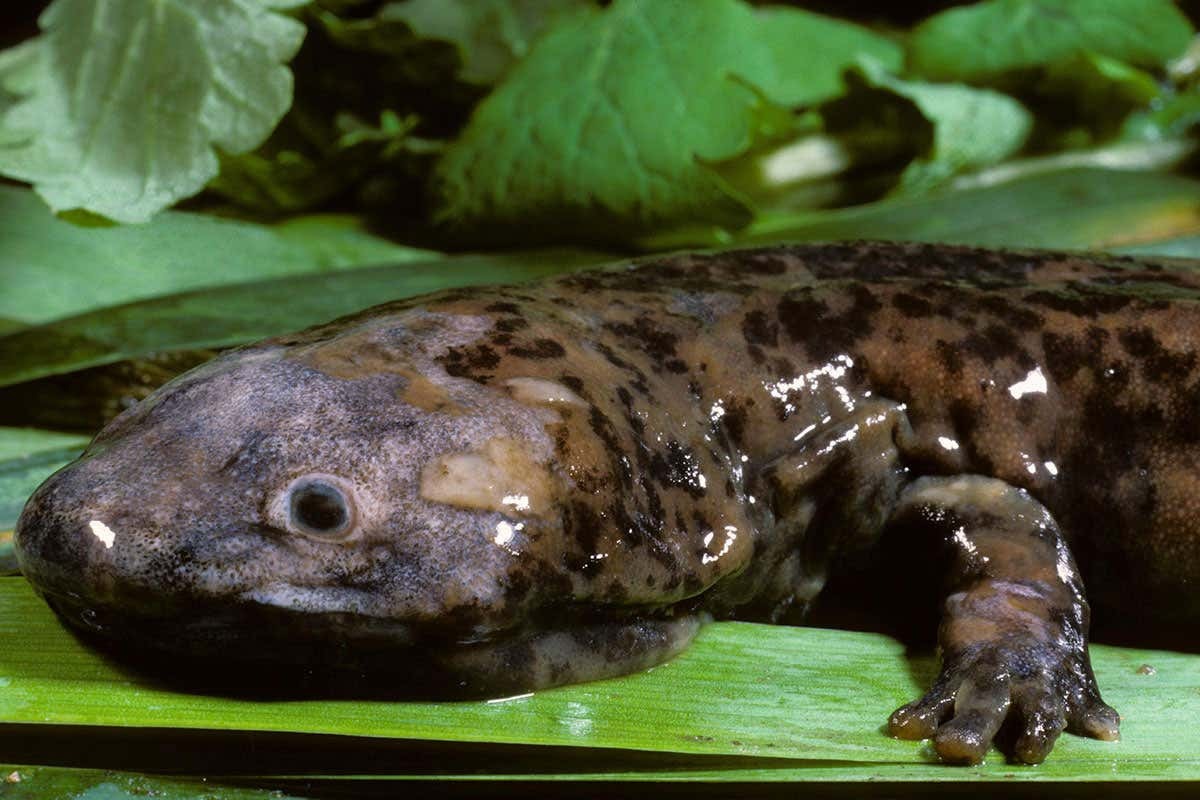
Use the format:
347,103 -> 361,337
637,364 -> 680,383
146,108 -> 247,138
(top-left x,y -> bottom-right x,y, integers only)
503,377 -> 588,408
420,437 -> 558,518
293,311 -> 495,382
397,368 -> 465,415
906,475 -> 1015,510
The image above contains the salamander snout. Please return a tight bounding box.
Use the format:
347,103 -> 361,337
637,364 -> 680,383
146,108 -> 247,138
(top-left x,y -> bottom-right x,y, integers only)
14,459 -> 124,606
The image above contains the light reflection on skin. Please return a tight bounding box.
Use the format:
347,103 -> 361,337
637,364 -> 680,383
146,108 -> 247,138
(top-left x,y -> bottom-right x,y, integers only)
766,354 -> 855,418
502,494 -> 531,512
793,423 -> 817,442
88,520 -> 116,549
1008,366 -> 1047,399
493,521 -> 524,555
702,525 -> 739,565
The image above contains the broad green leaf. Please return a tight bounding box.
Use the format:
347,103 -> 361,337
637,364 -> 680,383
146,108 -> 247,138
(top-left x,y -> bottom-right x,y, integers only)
433,0 -> 901,243
716,66 -> 1032,213
0,185 -> 436,325
381,0 -> 593,85
0,0 -> 306,222
909,0 -> 1194,83
0,250 -> 611,389
643,168 -> 1200,252
824,60 -> 1032,196
1,577 -> 1198,778
1114,236 -> 1200,259
0,428 -> 88,573
0,427 -> 88,463
0,40 -> 39,117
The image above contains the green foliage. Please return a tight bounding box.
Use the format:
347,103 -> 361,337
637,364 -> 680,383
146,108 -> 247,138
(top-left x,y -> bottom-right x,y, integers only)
1125,88 -> 1200,141
383,0 -> 592,85
0,249 -> 609,389
826,60 -> 1033,195
0,0 -> 306,222
1,0 -> 1196,243
433,0 -> 901,242
0,185 -> 434,325
0,428 -> 88,573
1,577 -> 1198,783
909,0 -> 1193,82
642,167 -> 1200,254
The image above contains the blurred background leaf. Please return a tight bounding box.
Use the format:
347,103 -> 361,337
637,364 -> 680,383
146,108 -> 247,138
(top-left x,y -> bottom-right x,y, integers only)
432,0 -> 901,244
0,185 -> 436,325
0,250 -> 609,391
640,166 -> 1200,252
0,428 -> 88,573
0,0 -> 306,222
908,0 -> 1193,82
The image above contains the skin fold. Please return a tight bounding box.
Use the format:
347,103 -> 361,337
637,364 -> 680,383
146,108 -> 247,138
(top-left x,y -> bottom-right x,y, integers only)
15,242 -> 1200,764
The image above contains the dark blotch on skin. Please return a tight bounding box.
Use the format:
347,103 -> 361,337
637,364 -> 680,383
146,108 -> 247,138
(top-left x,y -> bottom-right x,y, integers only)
494,317 -> 529,333
1023,287 -> 1134,317
960,324 -> 1031,367
508,338 -> 567,360
587,406 -> 632,491
976,294 -> 1044,329
1118,326 -> 1198,382
1042,329 -> 1106,384
936,340 -> 965,377
743,252 -> 789,275
559,374 -> 587,397
649,440 -> 707,499
438,344 -> 501,380
778,284 -> 882,362
719,400 -> 750,450
604,317 -> 680,372
892,292 -> 934,318
742,310 -> 779,348
564,500 -> 605,576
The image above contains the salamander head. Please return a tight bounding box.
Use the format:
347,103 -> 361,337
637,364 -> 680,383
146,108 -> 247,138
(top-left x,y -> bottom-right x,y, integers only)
14,310 -> 587,686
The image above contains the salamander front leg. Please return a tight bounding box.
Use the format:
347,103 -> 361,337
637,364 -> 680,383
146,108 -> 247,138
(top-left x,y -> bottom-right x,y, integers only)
885,476 -> 1119,765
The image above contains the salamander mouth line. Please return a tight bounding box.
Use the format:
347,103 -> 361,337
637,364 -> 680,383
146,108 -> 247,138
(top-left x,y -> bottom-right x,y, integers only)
35,586 -> 708,699
36,580 -> 706,649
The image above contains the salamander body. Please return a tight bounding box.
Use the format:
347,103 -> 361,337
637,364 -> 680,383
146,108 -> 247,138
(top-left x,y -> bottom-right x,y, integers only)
16,242 -> 1200,764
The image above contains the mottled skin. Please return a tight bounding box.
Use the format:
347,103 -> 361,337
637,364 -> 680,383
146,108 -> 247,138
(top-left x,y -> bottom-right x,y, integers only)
15,242 -> 1200,765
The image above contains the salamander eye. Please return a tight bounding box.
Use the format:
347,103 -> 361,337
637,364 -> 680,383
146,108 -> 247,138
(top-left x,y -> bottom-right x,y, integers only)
286,476 -> 356,541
